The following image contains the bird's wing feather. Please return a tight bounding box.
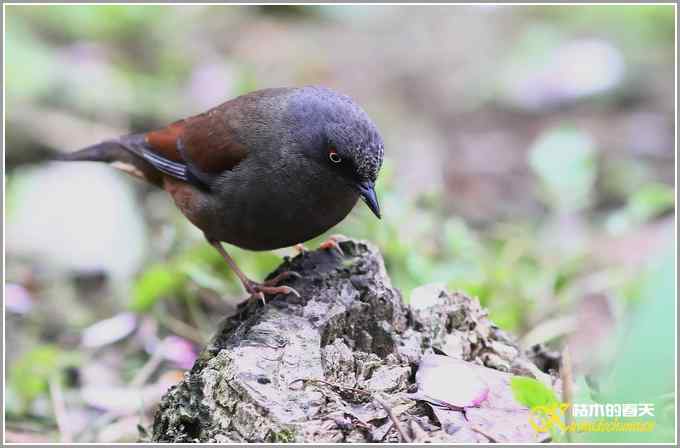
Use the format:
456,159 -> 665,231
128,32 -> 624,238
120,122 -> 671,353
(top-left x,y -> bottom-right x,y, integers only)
145,105 -> 250,174
139,146 -> 188,181
139,88 -> 296,183
141,120 -> 190,181
139,102 -> 251,189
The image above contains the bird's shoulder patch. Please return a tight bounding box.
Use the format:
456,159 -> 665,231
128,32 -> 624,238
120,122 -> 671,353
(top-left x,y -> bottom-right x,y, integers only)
144,101 -> 250,178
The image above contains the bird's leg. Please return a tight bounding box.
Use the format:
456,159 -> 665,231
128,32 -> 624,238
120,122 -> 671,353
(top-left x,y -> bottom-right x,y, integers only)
207,238 -> 300,304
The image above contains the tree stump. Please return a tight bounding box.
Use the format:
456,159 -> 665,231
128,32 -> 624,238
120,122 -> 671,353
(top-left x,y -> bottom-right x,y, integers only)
151,238 -> 556,443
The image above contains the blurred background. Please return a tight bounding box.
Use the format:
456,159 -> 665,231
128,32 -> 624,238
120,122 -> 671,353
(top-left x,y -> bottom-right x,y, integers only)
4,4 -> 675,443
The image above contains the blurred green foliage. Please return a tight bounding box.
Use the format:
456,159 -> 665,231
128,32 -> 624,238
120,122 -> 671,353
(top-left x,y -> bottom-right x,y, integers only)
596,249 -> 675,442
9,346 -> 61,409
8,5 -> 200,121
18,5 -> 164,40
571,248 -> 675,442
606,183 -> 675,234
530,127 -> 598,212
130,240 -> 281,312
132,263 -> 185,313
542,5 -> 675,50
8,345 -> 80,415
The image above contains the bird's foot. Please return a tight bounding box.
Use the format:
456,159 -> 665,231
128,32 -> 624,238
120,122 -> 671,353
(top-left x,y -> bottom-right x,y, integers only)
244,273 -> 301,305
263,270 -> 302,286
295,236 -> 345,257
319,235 -> 345,257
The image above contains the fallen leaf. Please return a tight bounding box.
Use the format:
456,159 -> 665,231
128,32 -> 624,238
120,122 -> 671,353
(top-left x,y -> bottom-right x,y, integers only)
81,376 -> 176,414
415,354 -> 489,409
412,355 -> 554,442
81,313 -> 137,348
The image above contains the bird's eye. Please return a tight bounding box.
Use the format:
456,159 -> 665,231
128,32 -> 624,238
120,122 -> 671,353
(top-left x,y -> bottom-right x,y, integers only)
329,150 -> 342,164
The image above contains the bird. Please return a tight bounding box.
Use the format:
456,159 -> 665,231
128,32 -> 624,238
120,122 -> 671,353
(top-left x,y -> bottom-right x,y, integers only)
57,86 -> 384,302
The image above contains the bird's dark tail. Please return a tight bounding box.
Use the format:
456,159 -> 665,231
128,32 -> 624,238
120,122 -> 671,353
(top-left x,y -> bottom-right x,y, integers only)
54,140 -> 125,163
55,138 -> 163,187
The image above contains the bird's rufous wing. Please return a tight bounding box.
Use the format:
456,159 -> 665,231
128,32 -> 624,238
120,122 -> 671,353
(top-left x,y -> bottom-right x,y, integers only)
140,103 -> 249,189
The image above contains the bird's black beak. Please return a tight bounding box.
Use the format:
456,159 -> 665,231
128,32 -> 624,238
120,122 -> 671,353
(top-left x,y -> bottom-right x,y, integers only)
358,181 -> 381,219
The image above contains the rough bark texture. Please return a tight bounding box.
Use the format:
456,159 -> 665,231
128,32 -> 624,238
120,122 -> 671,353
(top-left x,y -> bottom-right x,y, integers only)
151,238 -> 556,443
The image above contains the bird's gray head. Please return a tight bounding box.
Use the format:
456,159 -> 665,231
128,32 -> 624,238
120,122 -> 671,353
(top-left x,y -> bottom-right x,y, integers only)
285,86 -> 384,218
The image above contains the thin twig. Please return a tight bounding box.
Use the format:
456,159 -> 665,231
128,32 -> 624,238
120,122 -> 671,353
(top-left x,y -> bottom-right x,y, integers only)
49,374 -> 72,443
156,309 -> 206,344
130,341 -> 166,388
186,291 -> 212,334
470,426 -> 499,443
374,394 -> 412,443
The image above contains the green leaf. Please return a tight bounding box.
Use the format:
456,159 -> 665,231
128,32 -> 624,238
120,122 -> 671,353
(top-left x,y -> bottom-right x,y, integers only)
606,183 -> 675,234
130,263 -> 184,312
9,345 -> 61,408
627,183 -> 674,221
511,376 -> 560,409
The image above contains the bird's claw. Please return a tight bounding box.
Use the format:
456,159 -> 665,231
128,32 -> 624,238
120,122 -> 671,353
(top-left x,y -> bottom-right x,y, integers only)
245,281 -> 301,304
280,285 -> 301,298
253,291 -> 266,306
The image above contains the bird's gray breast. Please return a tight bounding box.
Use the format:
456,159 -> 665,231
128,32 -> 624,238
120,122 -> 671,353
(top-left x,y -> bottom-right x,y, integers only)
205,152 -> 359,251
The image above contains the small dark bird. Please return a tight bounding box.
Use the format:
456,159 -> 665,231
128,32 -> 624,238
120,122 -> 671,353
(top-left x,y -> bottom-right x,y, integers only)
58,86 -> 384,301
